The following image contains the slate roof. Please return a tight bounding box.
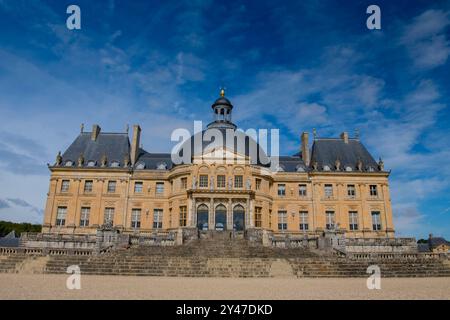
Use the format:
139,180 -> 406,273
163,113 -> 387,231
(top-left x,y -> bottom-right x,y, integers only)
134,151 -> 174,170
309,138 -> 381,172
59,132 -> 130,168
429,237 -> 450,248
53,130 -> 381,173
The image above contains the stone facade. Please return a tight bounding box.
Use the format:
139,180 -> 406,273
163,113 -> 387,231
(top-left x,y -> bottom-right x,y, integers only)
41,92 -> 395,241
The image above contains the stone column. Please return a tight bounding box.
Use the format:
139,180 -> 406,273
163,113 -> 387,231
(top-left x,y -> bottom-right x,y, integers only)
249,198 -> 254,228
246,198 -> 250,229
209,197 -> 214,230
227,199 -> 233,230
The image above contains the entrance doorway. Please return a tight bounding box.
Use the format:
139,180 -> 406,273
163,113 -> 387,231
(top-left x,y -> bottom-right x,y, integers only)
233,205 -> 245,231
215,204 -> 227,231
197,204 -> 209,231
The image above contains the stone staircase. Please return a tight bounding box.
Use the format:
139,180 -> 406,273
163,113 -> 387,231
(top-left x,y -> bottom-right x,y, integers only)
1,234 -> 450,277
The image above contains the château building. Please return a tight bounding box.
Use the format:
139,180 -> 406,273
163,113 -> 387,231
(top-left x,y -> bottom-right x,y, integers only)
42,91 -> 395,239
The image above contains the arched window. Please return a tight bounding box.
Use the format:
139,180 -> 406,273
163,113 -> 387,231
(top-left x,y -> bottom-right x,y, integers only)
197,204 -> 209,230
215,204 -> 227,231
233,204 -> 245,231
135,162 -> 145,170
110,161 -> 120,168
64,160 -> 73,167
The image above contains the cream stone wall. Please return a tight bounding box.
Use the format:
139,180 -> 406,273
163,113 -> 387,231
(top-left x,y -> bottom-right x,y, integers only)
42,161 -> 395,238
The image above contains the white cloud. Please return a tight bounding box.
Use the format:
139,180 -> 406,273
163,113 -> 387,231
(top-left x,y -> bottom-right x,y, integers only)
400,9 -> 450,69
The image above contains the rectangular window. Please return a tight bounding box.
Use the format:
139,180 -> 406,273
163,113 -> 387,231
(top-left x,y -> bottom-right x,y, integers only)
153,209 -> 163,229
347,184 -> 356,197
278,184 -> 286,196
324,184 -> 333,198
80,207 -> 90,227
199,175 -> 208,188
56,206 -> 67,226
156,182 -> 164,194
179,206 -> 187,227
325,211 -> 335,230
278,210 -> 287,231
131,209 -> 141,229
299,211 -> 309,230
255,178 -> 261,190
104,207 -> 115,225
107,181 -> 116,193
349,211 -> 358,231
84,180 -> 93,193
181,177 -> 187,190
372,211 -> 382,231
255,207 -> 262,228
134,182 -> 143,193
298,184 -> 307,197
234,175 -> 243,188
217,175 -> 226,188
370,185 -> 378,197
61,180 -> 70,192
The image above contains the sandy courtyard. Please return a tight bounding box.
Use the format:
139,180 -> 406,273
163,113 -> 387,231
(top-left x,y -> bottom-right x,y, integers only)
0,274 -> 449,299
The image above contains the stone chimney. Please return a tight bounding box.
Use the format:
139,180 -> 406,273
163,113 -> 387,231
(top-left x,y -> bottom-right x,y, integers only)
340,132 -> 349,144
91,124 -> 101,141
130,125 -> 141,165
301,132 -> 310,166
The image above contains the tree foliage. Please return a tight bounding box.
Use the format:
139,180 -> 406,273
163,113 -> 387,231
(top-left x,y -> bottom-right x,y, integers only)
0,221 -> 42,237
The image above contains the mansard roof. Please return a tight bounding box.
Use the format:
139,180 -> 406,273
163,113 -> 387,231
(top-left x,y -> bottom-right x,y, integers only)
59,132 -> 130,168
309,138 -> 381,172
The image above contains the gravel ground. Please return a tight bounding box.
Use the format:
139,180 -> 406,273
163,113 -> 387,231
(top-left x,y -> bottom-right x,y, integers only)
0,274 -> 449,300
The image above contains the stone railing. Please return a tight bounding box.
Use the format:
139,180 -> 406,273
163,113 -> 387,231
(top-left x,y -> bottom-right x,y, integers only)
345,237 -> 418,253
0,246 -> 93,256
20,232 -> 97,250
269,232 -> 319,249
346,252 -> 447,261
129,230 -> 177,246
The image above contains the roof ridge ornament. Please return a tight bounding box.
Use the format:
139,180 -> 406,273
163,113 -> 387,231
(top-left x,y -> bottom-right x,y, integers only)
220,87 -> 226,97
56,151 -> 62,166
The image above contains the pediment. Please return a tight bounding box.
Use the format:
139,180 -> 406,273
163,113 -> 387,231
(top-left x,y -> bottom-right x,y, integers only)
193,146 -> 249,165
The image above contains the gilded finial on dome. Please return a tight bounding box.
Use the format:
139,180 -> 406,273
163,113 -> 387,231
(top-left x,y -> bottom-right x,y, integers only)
220,88 -> 225,97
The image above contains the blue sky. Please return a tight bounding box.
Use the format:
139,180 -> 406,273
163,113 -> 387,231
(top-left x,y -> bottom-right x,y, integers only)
0,0 -> 449,239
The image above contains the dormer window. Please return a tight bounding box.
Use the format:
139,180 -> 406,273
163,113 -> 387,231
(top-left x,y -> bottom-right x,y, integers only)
135,162 -> 145,170
323,165 -> 331,171
64,160 -> 73,167
345,166 -> 353,172
296,165 -> 305,172
110,161 -> 120,168
367,166 -> 375,172
156,162 -> 167,170
87,160 -> 96,167
276,165 -> 285,172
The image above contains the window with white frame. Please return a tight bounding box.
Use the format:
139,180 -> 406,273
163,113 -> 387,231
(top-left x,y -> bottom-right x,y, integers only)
325,211 -> 335,230
156,182 -> 164,194
217,175 -> 226,188
278,210 -> 287,231
371,211 -> 382,230
104,207 -> 114,225
324,184 -> 333,198
107,181 -> 116,193
80,207 -> 90,227
56,207 -> 67,226
369,185 -> 378,197
61,180 -> 70,192
134,181 -> 143,193
347,184 -> 356,197
181,177 -> 187,190
299,211 -> 309,231
199,175 -> 208,188
153,209 -> 163,229
179,206 -> 187,227
234,175 -> 243,188
131,209 -> 141,229
278,184 -> 286,196
255,178 -> 261,190
255,207 -> 262,227
349,211 -> 358,230
298,184 -> 307,197
84,180 -> 93,193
